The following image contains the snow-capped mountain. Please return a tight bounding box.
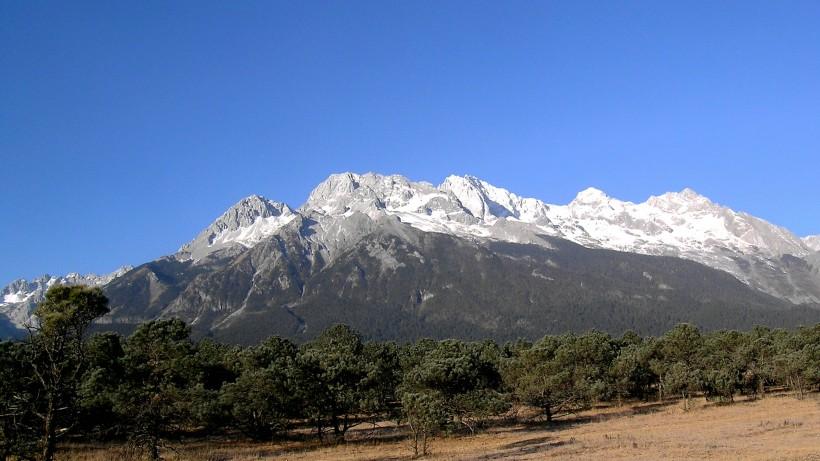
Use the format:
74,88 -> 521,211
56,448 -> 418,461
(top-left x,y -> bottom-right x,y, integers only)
4,172 -> 819,340
175,172 -> 819,304
0,267 -> 132,335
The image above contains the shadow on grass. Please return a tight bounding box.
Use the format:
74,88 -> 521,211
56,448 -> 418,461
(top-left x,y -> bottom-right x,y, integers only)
261,430 -> 411,458
501,399 -> 678,435
500,435 -> 554,449
473,436 -> 573,460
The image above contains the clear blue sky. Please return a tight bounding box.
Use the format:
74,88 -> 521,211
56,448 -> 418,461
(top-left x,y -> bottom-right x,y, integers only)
2,1 -> 820,284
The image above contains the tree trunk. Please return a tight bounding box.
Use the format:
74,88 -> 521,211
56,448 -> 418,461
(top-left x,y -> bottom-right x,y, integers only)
41,399 -> 56,461
411,427 -> 420,457
313,417 -> 325,440
148,434 -> 161,461
331,414 -> 344,442
544,403 -> 552,423
421,431 -> 428,456
796,376 -> 805,400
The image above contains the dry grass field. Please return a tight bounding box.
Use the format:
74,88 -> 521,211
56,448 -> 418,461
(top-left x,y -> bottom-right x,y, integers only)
61,393 -> 820,461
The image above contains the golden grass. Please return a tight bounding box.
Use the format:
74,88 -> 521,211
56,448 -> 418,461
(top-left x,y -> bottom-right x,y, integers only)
61,393 -> 820,461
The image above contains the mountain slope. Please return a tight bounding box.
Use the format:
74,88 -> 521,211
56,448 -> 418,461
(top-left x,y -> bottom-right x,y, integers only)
99,213 -> 820,344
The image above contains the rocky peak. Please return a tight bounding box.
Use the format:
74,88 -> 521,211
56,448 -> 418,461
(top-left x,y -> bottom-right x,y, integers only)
803,235 -> 820,252
646,188 -> 716,212
438,175 -> 495,219
304,173 -> 422,215
571,187 -> 610,205
212,195 -> 292,233
178,195 -> 296,260
305,172 -> 362,207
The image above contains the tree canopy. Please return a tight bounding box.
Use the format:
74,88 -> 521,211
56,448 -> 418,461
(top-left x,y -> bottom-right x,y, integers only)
1,294 -> 819,460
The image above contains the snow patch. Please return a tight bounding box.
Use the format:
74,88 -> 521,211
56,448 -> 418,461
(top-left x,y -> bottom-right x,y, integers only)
531,270 -> 554,281
211,214 -> 296,248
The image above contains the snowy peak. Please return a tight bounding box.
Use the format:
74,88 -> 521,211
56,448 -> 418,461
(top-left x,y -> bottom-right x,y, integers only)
209,195 -> 293,235
558,185 -> 808,259
646,188 -> 717,213
179,195 -> 296,259
571,187 -> 611,205
303,172 -> 436,217
438,175 -> 499,220
438,175 -> 553,224
305,172 -> 362,211
680,187 -> 706,200
803,235 -> 820,252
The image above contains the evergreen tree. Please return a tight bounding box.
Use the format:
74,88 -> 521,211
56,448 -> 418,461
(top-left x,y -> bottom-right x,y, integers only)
297,324 -> 370,440
652,324 -> 704,409
610,341 -> 657,403
503,334 -> 606,422
220,336 -> 299,440
77,332 -> 126,439
0,340 -> 38,459
113,319 -> 197,460
26,285 -> 109,461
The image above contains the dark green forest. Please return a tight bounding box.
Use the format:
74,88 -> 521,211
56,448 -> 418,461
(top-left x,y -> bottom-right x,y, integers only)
1,286 -> 819,460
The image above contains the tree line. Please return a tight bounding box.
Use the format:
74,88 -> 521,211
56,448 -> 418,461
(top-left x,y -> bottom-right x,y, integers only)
1,286 -> 819,459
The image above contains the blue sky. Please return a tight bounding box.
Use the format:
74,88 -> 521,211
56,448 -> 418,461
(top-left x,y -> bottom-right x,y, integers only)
2,1 -> 820,283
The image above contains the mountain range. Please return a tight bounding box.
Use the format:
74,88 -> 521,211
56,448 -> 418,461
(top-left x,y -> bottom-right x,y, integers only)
3,173 -> 820,343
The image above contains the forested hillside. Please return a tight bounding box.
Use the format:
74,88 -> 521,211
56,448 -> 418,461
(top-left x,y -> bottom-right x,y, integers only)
2,286 -> 819,460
